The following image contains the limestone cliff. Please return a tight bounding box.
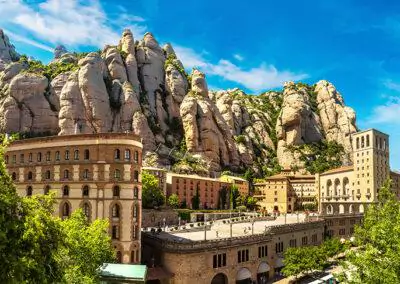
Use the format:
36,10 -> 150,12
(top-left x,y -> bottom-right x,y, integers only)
0,28 -> 358,175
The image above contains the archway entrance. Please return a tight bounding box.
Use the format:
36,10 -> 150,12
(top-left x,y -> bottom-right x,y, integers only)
236,268 -> 252,284
211,273 -> 228,284
274,206 -> 279,211
257,262 -> 270,284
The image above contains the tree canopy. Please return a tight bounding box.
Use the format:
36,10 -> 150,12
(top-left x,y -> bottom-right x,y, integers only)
339,180 -> 400,283
168,193 -> 180,209
142,170 -> 165,209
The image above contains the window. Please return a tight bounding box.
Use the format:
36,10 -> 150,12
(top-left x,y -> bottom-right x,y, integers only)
131,251 -> 136,263
12,172 -> 17,181
64,169 -> 70,179
350,227 -> 354,234
45,170 -> 51,180
132,225 -> 138,240
237,249 -> 249,264
5,155 -> 8,164
274,198 -> 278,202
113,186 -> 120,197
289,239 -> 297,247
114,169 -> 121,180
213,253 -> 227,268
124,149 -> 131,160
62,203 -> 70,218
133,187 -> 139,198
65,150 -> 70,160
302,236 -> 308,245
28,153 -> 32,162
258,245 -> 268,258
63,185 -> 69,197
26,186 -> 33,196
46,151 -> 51,161
83,169 -> 89,179
133,203 -> 138,218
55,151 -> 60,161
339,220 -> 346,226
133,171 -> 139,182
28,171 -> 33,181
74,150 -> 79,160
112,225 -> 119,240
312,234 -> 318,243
44,185 -> 50,195
112,204 -> 120,218
20,154 -> 24,163
82,185 -> 89,197
350,219 -> 356,225
134,151 -> 139,163
276,242 -> 284,253
339,228 -> 346,235
114,149 -> 121,160
84,149 -> 90,160
83,203 -> 90,219
37,153 -> 42,162
116,251 -> 122,263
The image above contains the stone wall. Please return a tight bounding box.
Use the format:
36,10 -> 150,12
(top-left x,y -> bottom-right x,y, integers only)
142,208 -> 179,228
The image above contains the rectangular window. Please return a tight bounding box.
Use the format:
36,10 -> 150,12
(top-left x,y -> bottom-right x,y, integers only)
276,242 -> 284,253
302,236 -> 308,245
339,228 -> 346,235
20,154 -> 24,163
289,239 -> 297,247
312,234 -> 317,243
237,249 -> 249,263
339,220 -> 346,226
213,253 -> 226,268
258,245 -> 268,258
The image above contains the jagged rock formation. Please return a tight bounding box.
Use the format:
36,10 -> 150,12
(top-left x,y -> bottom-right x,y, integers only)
0,28 -> 358,174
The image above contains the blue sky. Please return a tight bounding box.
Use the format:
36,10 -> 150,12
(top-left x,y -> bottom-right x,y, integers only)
0,0 -> 399,169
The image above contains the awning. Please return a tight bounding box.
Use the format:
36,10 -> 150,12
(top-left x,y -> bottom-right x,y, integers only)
236,268 -> 252,280
147,267 -> 174,280
275,257 -> 284,268
258,262 -> 271,273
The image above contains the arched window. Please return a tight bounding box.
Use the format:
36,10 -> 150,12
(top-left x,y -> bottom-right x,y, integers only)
361,136 -> 365,148
11,172 -> 16,181
74,150 -> 79,160
356,137 -> 359,149
366,134 -> 370,147
133,187 -> 139,198
112,226 -> 120,240
114,149 -> 121,160
28,171 -> 33,181
334,179 -> 340,196
84,149 -> 90,160
26,186 -> 33,196
134,151 -> 139,163
132,225 -> 138,239
12,155 -> 16,163
46,151 -> 51,161
5,155 -> 8,164
124,149 -> 131,160
343,177 -> 349,196
133,170 -> 139,182
45,170 -> 51,180
65,150 -> 70,160
64,169 -> 70,179
326,205 -> 333,215
82,185 -> 89,197
113,186 -> 120,197
63,185 -> 69,197
44,185 -> 51,195
83,203 -> 90,219
37,152 -> 42,162
114,169 -> 121,180
83,169 -> 89,179
112,204 -> 120,218
62,203 -> 70,218
326,180 -> 332,196
133,203 -> 138,218
55,151 -> 60,161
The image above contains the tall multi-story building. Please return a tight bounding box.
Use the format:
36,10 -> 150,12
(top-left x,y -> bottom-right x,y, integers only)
219,175 -> 249,196
5,133 -> 143,264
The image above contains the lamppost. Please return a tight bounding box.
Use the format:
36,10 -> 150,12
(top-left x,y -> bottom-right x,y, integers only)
178,216 -> 181,228
230,221 -> 233,238
252,218 -> 255,235
204,215 -> 207,240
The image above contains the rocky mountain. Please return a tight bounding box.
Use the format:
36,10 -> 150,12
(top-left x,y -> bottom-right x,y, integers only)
0,28 -> 357,176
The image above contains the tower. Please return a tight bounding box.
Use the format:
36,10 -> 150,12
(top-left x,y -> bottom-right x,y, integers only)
351,129 -> 390,203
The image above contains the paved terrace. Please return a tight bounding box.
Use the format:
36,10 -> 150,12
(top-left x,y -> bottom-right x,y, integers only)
155,213 -> 318,242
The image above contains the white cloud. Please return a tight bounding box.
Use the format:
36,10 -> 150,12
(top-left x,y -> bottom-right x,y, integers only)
3,29 -> 54,52
368,96 -> 400,125
384,80 -> 400,92
174,45 -> 308,92
0,0 -> 147,48
233,54 -> 244,61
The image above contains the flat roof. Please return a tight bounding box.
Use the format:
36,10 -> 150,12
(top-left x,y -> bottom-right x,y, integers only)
167,172 -> 230,183
99,263 -> 147,281
320,165 -> 353,176
351,128 -> 388,137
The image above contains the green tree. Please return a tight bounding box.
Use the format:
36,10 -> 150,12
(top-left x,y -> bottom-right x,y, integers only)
168,194 -> 180,209
191,188 -> 200,210
282,246 -> 325,278
142,171 -> 165,209
230,185 -> 240,209
338,180 -> 400,283
246,196 -> 258,210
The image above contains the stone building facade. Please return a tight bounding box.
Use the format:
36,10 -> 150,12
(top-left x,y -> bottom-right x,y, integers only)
5,133 -> 143,264
142,221 -> 325,284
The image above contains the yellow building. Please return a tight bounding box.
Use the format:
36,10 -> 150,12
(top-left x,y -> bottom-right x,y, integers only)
5,133 -> 143,264
219,175 -> 249,196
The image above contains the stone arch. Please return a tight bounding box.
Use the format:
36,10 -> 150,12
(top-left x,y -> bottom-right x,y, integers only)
211,273 -> 228,284
349,204 -> 354,214
343,177 -> 349,196
236,267 -> 252,284
60,200 -> 72,219
80,201 -> 92,220
327,180 -> 332,196
359,204 -> 364,213
339,204 -> 344,214
334,178 -> 340,196
326,204 -> 333,215
257,262 -> 270,284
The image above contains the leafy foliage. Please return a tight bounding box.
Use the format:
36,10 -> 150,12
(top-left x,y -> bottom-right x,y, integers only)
338,180 -> 400,283
142,170 -> 165,209
191,188 -> 200,210
167,193 -> 180,209
19,55 -> 79,81
287,140 -> 345,174
234,135 -> 246,144
164,53 -> 188,79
